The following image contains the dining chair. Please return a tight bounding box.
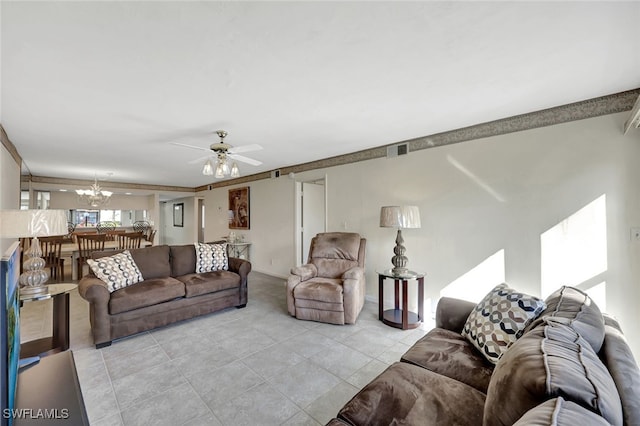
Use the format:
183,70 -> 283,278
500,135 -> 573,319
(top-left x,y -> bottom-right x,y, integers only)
117,232 -> 144,250
105,229 -> 125,241
96,221 -> 116,234
39,236 -> 66,282
133,221 -> 150,234
76,234 -> 107,277
146,229 -> 157,245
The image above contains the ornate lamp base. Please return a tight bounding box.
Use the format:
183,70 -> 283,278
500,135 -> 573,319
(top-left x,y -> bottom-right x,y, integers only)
390,229 -> 409,275
19,237 -> 50,296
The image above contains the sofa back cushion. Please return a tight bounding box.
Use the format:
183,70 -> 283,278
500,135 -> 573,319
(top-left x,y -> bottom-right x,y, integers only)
600,315 -> 640,425
512,397 -> 612,426
170,244 -> 196,277
129,245 -> 171,279
484,319 -> 623,426
308,232 -> 363,279
525,285 -> 605,353
91,245 -> 171,280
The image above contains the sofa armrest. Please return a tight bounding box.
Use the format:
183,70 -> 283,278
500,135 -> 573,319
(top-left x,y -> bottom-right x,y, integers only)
342,266 -> 363,281
228,256 -> 251,278
78,276 -> 110,305
342,267 -> 365,324
290,263 -> 318,281
436,297 -> 476,333
228,257 -> 251,306
78,276 -> 112,346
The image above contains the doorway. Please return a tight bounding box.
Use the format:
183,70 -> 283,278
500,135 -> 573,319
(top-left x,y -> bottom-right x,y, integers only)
295,177 -> 327,265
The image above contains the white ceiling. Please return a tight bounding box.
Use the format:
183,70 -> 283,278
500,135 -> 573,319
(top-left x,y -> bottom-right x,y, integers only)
2,1 -> 639,190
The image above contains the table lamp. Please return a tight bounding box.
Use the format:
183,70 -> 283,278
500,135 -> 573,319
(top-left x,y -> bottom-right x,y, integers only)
0,209 -> 68,295
380,206 -> 421,275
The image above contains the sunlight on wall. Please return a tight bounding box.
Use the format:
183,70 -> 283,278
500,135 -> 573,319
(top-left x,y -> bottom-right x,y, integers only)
440,249 -> 505,303
540,195 -> 607,298
585,282 -> 607,313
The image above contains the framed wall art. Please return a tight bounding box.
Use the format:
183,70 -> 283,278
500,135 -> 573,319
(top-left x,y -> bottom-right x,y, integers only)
229,187 -> 250,230
173,202 -> 184,227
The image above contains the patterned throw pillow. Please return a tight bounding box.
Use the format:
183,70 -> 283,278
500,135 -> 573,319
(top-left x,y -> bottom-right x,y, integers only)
195,242 -> 228,273
462,283 -> 546,364
87,250 -> 144,293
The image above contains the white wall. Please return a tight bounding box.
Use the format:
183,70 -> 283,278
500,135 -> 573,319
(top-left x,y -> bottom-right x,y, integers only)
0,142 -> 21,254
199,112 -> 640,357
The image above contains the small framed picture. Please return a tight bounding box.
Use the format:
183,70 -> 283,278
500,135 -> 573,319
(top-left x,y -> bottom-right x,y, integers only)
173,203 -> 184,227
228,187 -> 250,230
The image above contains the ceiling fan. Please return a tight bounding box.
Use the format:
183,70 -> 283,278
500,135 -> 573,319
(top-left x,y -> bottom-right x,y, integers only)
171,130 -> 263,178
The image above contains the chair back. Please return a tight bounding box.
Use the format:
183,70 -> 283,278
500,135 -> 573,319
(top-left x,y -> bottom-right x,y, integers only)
133,221 -> 151,233
146,229 -> 157,244
118,232 -> 144,250
39,236 -> 65,281
96,221 -> 116,234
40,236 -> 63,262
77,234 -> 107,265
105,229 -> 125,241
307,232 -> 366,278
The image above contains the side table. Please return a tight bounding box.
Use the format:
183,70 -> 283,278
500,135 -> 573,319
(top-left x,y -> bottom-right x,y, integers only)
227,242 -> 251,260
378,270 -> 424,330
20,283 -> 77,358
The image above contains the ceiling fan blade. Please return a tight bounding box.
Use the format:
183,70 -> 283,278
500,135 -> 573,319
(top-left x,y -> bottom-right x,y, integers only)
228,144 -> 263,154
188,155 -> 212,165
170,142 -> 210,152
228,154 -> 262,166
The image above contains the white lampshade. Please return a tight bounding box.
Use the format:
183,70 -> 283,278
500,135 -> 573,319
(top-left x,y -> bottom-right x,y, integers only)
380,206 -> 421,229
0,209 -> 68,238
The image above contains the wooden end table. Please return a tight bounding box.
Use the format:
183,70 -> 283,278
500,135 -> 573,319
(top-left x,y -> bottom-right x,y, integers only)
378,270 -> 425,330
20,283 -> 77,358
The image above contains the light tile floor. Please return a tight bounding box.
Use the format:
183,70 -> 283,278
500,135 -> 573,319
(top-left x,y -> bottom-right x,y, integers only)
20,272 -> 434,426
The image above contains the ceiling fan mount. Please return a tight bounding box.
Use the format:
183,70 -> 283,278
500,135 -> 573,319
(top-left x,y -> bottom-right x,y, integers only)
170,129 -> 263,178
209,130 -> 233,155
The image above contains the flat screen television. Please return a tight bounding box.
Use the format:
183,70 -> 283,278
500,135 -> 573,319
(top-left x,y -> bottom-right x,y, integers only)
1,241 -> 20,426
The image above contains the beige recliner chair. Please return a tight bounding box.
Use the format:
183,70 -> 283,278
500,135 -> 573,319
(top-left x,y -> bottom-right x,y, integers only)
287,232 -> 366,325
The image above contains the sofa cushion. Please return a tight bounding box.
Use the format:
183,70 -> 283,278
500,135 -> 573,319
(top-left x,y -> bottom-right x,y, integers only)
484,319 -> 623,426
462,283 -> 546,364
128,245 -> 172,279
525,285 -> 605,353
109,277 -> 186,315
170,244 -> 197,277
512,397 -> 612,426
87,250 -> 143,293
176,270 -> 241,298
337,362 -> 485,426
401,327 -> 494,393
293,278 -> 344,304
195,242 -> 228,272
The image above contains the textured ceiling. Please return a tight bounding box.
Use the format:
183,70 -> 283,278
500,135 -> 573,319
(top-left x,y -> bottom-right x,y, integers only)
2,1 -> 639,190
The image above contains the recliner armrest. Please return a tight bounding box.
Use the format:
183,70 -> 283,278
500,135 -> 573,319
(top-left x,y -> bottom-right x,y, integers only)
436,297 -> 476,334
342,266 -> 364,281
290,263 -> 317,281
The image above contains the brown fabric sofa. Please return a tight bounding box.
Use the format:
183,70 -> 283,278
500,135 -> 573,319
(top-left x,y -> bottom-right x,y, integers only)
78,244 -> 251,348
330,286 -> 640,425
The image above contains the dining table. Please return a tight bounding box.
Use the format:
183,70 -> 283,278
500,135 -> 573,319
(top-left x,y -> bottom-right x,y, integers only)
61,240 -> 153,280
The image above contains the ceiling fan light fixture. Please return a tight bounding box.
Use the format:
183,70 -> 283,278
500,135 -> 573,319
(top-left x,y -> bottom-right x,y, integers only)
230,162 -> 240,178
214,163 -> 225,178
202,159 -> 214,176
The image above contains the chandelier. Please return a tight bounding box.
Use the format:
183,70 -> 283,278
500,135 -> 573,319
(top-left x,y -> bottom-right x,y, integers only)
202,154 -> 240,178
76,178 -> 113,207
